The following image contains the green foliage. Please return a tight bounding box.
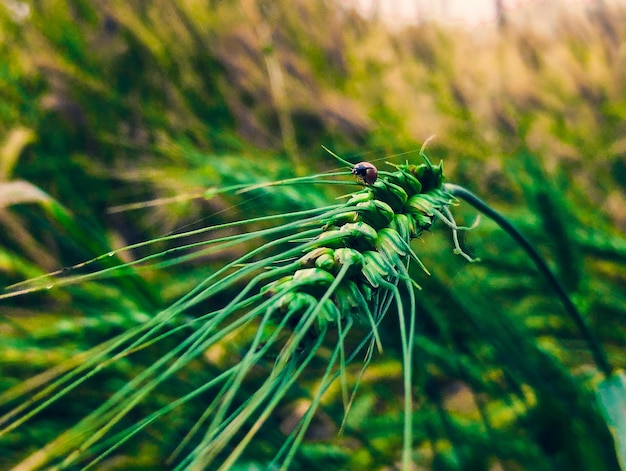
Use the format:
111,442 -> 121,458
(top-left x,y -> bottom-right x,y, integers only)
2,0 -> 626,470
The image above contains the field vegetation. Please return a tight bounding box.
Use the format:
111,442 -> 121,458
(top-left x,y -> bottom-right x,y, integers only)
1,1 -> 626,469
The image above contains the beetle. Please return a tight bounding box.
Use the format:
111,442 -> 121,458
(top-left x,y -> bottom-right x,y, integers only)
352,162 -> 378,185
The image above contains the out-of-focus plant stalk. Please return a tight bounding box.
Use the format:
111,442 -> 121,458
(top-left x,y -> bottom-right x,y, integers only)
445,183 -> 613,378
240,0 -> 302,174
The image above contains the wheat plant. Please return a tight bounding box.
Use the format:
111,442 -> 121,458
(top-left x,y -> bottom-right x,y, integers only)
0,147 -> 462,469
1,147 -> 621,470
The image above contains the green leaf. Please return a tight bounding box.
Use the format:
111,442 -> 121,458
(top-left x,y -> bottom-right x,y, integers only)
597,371 -> 626,470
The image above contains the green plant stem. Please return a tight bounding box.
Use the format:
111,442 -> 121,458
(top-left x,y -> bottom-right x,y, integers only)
444,183 -> 613,378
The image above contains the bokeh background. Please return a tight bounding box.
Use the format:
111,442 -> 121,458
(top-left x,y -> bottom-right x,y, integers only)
2,0 -> 626,469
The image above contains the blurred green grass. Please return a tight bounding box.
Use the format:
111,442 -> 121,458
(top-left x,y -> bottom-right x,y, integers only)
1,0 -> 626,469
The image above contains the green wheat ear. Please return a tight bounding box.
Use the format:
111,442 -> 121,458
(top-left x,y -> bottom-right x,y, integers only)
1,150 -> 467,470
2,148 -> 613,471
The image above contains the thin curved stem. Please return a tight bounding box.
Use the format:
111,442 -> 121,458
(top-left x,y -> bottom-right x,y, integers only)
444,183 -> 612,378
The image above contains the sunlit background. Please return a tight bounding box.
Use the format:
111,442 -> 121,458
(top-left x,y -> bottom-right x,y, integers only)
345,0 -> 607,25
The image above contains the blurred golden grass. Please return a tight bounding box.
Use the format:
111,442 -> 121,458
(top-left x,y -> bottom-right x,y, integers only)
5,1 -> 624,180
